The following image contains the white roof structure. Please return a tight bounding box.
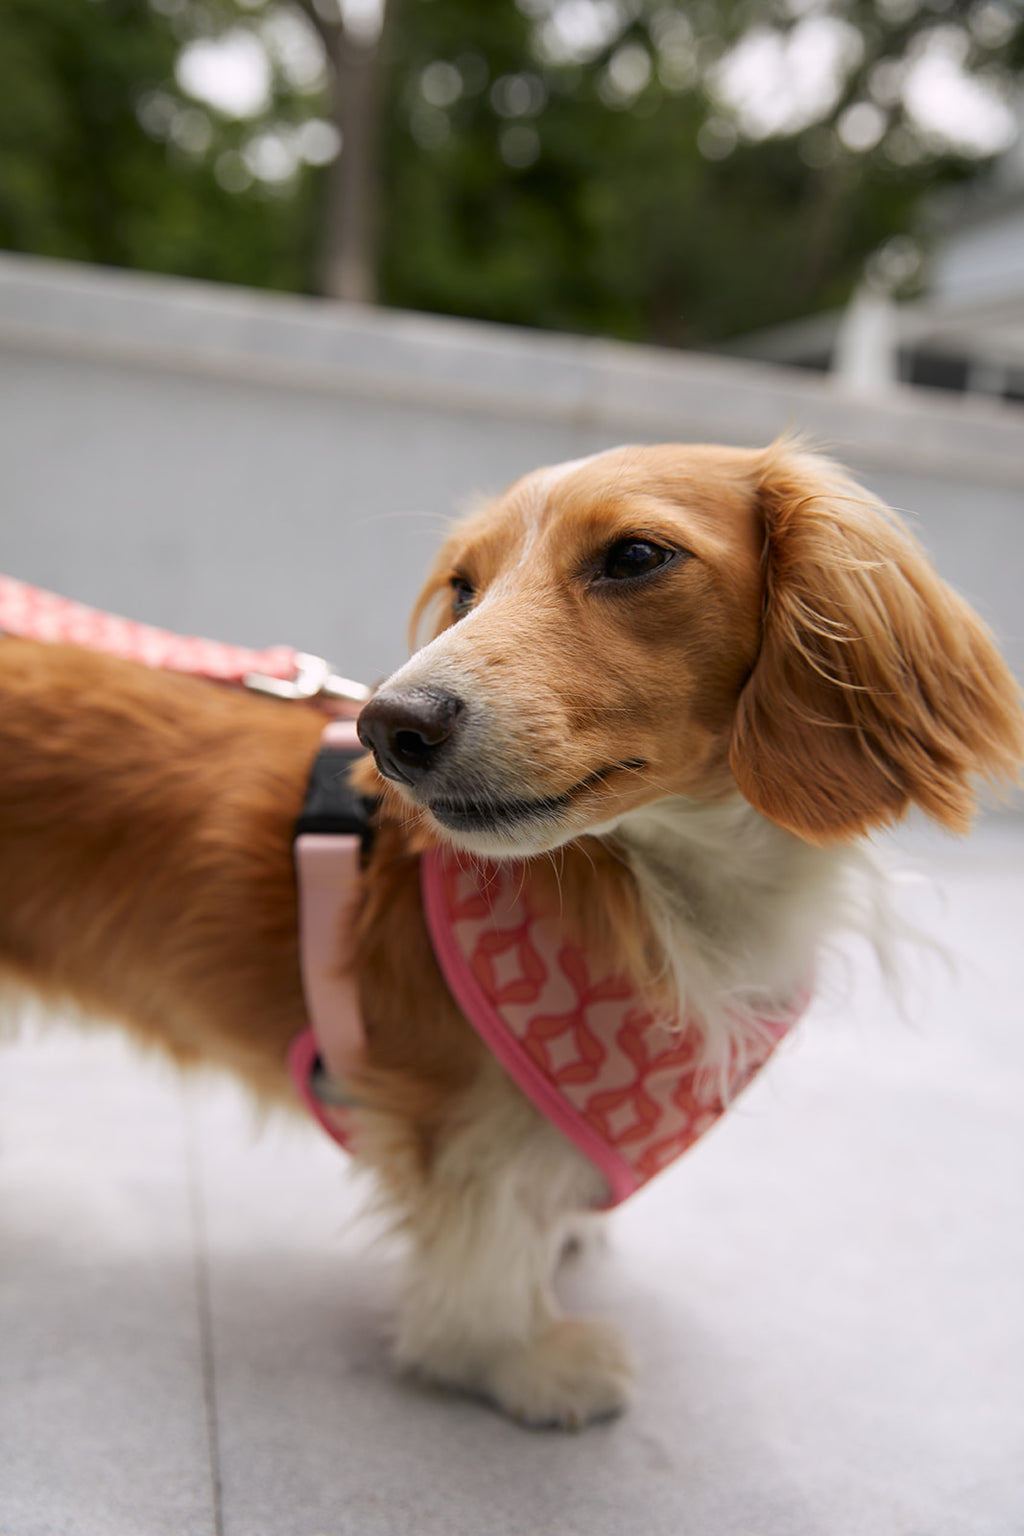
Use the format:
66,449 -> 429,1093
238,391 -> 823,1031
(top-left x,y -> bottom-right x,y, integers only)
723,186 -> 1024,405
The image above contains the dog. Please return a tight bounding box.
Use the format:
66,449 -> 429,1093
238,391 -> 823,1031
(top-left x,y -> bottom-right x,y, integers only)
2,440 -> 1021,1429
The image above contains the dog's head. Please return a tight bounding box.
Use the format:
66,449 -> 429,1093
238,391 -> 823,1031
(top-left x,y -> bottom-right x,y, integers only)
357,441 -> 1023,855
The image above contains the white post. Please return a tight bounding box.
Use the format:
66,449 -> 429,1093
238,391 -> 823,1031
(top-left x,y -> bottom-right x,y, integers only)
833,284 -> 900,395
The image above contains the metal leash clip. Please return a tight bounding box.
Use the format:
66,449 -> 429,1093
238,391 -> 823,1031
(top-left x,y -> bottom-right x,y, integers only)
244,651 -> 371,706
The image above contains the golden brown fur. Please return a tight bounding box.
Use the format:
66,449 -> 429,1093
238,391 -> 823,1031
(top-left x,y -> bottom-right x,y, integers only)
0,639 -> 323,1097
2,440 -> 1021,1426
732,443 -> 1023,841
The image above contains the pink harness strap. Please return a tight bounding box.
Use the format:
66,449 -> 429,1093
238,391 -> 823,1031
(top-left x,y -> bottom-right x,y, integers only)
288,720 -> 366,1149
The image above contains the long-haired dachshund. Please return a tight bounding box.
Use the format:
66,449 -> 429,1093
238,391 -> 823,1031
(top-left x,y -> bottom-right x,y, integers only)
2,440 -> 1020,1427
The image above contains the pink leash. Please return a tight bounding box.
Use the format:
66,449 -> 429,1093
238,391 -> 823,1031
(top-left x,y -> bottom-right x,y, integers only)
0,572 -> 369,707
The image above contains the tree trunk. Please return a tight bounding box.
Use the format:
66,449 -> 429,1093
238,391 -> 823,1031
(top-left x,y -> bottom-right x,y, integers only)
316,13 -> 387,304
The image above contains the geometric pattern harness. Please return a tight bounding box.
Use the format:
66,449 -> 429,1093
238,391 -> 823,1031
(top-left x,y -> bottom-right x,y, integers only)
419,850 -> 801,1206
290,727 -> 803,1208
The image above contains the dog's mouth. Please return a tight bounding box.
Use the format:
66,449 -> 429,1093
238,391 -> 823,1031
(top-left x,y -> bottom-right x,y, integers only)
426,759 -> 646,837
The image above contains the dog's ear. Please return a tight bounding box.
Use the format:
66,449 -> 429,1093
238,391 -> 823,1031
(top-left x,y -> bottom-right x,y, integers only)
729,444 -> 1024,844
408,534 -> 464,651
407,504 -> 491,651
408,566 -> 452,651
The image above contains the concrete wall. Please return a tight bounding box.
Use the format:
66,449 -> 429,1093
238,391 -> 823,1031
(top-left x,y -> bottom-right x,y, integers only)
1,252 -> 1022,689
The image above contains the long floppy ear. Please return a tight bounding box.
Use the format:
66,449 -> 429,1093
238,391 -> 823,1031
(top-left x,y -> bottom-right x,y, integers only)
406,502 -> 493,650
407,543 -> 459,650
730,443 -> 1024,843
407,564 -> 452,651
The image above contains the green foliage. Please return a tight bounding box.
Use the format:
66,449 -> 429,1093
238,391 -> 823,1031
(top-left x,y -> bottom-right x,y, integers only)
0,0 -> 317,289
1,0 -> 1020,343
377,0 -> 1012,345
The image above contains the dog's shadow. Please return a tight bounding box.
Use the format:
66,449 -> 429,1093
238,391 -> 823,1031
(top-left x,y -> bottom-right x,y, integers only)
2,1175 -> 820,1536
194,1233 -> 818,1536
1,1030 -> 814,1536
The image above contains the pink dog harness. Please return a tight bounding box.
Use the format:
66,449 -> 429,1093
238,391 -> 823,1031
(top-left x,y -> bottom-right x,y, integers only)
0,574 -> 801,1208
289,728 -> 803,1207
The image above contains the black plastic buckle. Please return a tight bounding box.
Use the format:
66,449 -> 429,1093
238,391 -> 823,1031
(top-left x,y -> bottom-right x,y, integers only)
295,745 -> 376,851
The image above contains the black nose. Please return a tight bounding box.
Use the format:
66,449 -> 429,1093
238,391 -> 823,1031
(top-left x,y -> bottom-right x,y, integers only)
357,687 -> 464,786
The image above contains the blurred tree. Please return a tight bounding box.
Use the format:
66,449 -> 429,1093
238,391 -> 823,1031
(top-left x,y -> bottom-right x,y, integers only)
289,0 -> 390,300
377,0 -> 1024,344
0,0 -> 1020,344
0,0 -> 321,289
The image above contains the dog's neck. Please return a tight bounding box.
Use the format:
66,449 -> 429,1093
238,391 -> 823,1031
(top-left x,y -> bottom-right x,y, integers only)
607,794 -> 883,1056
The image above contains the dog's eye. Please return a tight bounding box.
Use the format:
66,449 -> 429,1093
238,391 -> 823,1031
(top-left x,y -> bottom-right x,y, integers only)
601,539 -> 674,582
450,576 -> 475,619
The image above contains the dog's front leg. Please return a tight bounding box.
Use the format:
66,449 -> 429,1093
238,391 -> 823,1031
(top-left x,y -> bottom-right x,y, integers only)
387,1063 -> 633,1428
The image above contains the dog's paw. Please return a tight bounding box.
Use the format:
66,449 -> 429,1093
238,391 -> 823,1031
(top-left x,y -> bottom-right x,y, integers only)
486,1318 -> 633,1430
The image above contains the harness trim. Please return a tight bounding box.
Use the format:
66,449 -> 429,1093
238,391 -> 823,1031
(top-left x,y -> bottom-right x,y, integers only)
420,851 -> 641,1204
